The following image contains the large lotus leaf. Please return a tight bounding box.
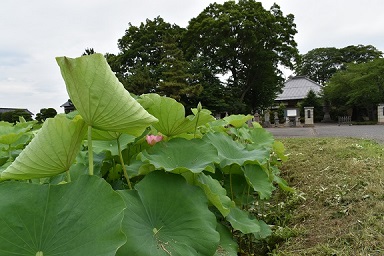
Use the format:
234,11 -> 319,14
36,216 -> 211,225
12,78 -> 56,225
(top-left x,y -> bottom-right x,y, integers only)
117,171 -> 220,255
0,175 -> 126,256
9,133 -> 33,150
214,223 -> 238,256
125,159 -> 155,178
273,140 -> 288,162
139,137 -> 218,173
253,220 -> 272,240
242,164 -> 275,199
223,114 -> 253,128
1,114 -> 87,180
272,166 -> 295,192
226,206 -> 260,234
91,129 -> 121,140
91,134 -> 136,156
203,132 -> 268,168
247,128 -> 275,151
0,121 -> 33,145
56,54 -> 157,136
138,93 -> 214,136
196,172 -> 235,217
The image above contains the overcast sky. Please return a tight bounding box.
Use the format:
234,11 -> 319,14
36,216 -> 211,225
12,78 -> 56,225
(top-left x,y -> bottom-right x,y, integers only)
1,0 -> 383,115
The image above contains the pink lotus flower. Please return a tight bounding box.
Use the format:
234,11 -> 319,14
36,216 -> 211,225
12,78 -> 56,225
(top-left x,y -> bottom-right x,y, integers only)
146,134 -> 163,145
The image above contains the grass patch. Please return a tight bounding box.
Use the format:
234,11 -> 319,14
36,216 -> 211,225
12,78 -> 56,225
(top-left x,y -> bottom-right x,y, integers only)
263,138 -> 384,256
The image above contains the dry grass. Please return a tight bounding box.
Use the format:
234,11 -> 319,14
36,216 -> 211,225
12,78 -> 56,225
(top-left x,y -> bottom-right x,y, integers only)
268,138 -> 384,256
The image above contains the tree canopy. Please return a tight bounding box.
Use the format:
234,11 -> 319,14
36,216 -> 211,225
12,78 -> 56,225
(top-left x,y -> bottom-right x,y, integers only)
35,108 -> 57,123
1,110 -> 32,123
296,45 -> 383,84
106,17 -> 205,111
183,0 -> 298,112
324,58 -> 384,119
106,1 -> 298,114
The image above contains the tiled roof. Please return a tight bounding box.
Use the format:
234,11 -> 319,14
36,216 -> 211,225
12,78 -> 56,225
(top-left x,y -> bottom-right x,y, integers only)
0,108 -> 33,115
275,76 -> 323,101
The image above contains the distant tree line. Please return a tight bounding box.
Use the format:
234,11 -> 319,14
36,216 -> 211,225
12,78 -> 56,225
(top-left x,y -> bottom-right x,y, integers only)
296,45 -> 383,121
0,110 -> 33,123
1,108 -> 57,124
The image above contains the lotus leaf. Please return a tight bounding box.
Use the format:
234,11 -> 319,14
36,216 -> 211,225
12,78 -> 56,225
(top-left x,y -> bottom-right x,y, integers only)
196,172 -> 235,217
0,175 -> 126,255
242,164 -> 275,199
1,115 -> 87,180
223,114 -> 253,128
214,223 -> 238,256
139,137 -> 218,173
203,132 -> 268,167
0,121 -> 33,145
56,54 -> 157,136
117,171 -> 220,255
226,206 -> 260,234
138,93 -> 214,136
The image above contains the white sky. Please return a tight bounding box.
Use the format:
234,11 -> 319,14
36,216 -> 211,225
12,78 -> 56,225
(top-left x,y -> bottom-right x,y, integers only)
1,0 -> 383,115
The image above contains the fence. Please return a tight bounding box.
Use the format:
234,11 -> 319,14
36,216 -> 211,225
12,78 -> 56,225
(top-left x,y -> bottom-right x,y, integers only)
338,116 -> 352,126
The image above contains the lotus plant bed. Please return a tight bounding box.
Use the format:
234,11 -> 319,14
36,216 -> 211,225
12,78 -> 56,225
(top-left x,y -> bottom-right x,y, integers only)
0,54 -> 292,256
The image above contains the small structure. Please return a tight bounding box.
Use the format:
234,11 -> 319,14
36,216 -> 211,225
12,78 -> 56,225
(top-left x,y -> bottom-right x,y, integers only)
263,110 -> 271,128
304,107 -> 314,127
378,104 -> 384,124
273,112 -> 279,127
275,76 -> 323,108
285,108 -> 300,127
338,116 -> 352,126
253,112 -> 260,123
60,100 -> 76,114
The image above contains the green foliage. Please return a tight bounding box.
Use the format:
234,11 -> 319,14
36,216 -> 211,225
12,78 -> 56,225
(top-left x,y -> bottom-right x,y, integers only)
0,120 -> 37,171
158,35 -> 203,106
107,17 -> 186,94
117,171 -> 220,256
0,54 -> 292,255
296,44 -> 383,84
35,107 -> 57,122
107,3 -> 299,114
1,109 -> 33,123
56,54 -> 158,136
184,1 -> 298,112
325,58 -> 384,119
0,175 -> 126,256
137,93 -> 214,137
1,114 -> 87,180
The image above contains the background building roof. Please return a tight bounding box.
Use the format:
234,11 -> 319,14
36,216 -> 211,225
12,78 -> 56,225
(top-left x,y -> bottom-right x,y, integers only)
275,76 -> 323,101
0,108 -> 33,115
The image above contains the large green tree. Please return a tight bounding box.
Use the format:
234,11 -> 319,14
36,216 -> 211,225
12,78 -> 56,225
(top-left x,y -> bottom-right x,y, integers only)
324,58 -> 384,120
35,108 -> 57,123
107,17 -> 185,94
183,0 -> 298,113
157,35 -> 202,106
107,16 -> 228,113
296,45 -> 383,84
106,17 -> 211,111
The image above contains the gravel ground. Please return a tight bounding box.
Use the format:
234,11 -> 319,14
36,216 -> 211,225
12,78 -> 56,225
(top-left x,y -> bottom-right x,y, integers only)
266,123 -> 384,143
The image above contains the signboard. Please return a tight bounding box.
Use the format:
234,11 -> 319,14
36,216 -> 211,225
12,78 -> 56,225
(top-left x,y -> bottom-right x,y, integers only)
286,109 -> 297,117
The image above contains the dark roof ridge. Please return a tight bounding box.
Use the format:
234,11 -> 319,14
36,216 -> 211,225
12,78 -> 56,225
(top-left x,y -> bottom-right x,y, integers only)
287,75 -> 323,87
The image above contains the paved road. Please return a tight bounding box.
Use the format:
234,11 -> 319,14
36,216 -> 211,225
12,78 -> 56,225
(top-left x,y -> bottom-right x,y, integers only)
265,123 -> 384,143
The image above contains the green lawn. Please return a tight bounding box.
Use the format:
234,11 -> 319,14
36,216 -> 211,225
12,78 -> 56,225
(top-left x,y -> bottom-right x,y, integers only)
260,137 -> 384,256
